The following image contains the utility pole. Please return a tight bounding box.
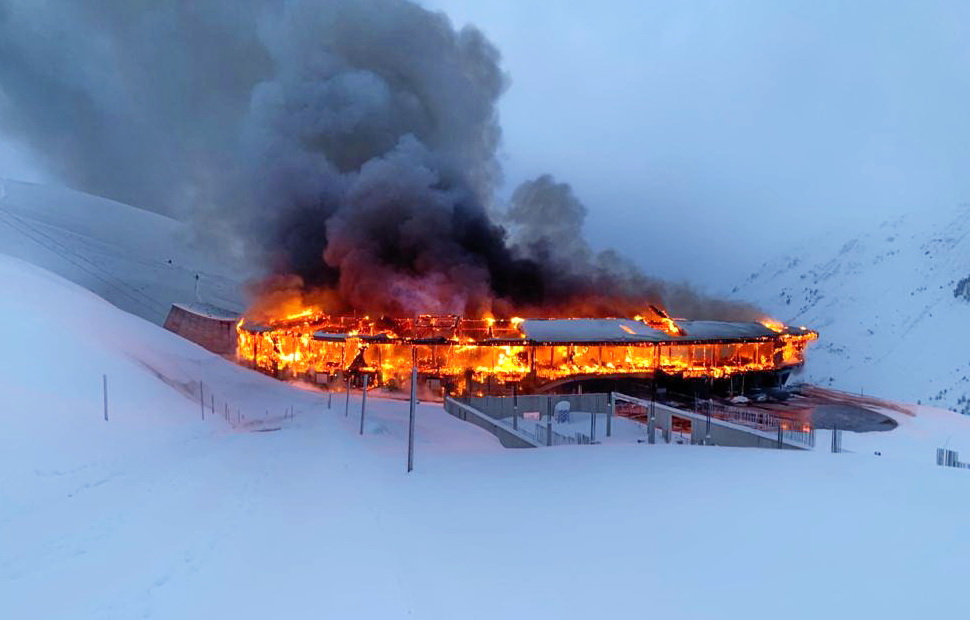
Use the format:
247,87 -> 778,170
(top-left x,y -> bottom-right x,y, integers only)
344,375 -> 351,417
705,399 -> 712,446
358,374 -> 370,435
650,383 -> 659,444
606,391 -> 614,437
647,405 -> 656,445
102,374 -> 109,422
512,385 -> 519,431
407,349 -> 418,473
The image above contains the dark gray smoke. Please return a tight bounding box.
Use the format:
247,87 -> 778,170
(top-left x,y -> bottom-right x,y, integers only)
505,175 -> 758,320
0,0 -> 760,320
0,1 -> 271,214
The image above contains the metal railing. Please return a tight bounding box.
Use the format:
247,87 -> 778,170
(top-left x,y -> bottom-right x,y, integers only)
613,392 -> 815,450
450,390 -> 817,450
695,400 -> 816,449
701,402 -> 778,431
535,424 -> 591,447
779,426 -> 815,449
937,448 -> 970,469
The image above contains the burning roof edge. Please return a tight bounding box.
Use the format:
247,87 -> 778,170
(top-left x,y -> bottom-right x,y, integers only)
273,318 -> 818,345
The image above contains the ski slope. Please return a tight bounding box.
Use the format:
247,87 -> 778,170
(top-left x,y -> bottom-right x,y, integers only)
0,178 -> 247,324
3,255 -> 970,619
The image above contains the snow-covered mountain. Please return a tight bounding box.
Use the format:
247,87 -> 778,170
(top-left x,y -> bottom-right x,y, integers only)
732,204 -> 970,414
0,179 -> 247,323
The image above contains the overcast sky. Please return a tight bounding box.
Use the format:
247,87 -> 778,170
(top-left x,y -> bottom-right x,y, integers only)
1,0 -> 967,288
423,0 -> 970,286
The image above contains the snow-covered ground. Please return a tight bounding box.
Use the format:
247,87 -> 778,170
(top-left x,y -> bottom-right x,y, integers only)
4,254 -> 970,619
731,203 -> 970,414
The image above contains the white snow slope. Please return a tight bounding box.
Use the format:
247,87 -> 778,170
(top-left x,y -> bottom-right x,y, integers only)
0,178 -> 246,324
4,256 -> 970,619
732,204 -> 970,414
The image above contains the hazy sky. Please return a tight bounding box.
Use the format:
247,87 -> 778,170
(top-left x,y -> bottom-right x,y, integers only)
423,0 -> 970,286
1,0 -> 967,288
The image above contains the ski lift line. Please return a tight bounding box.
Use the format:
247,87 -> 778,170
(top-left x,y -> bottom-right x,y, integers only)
0,209 -> 168,317
0,213 -> 164,311
0,207 -> 168,311
5,208 -> 244,313
29,218 -> 166,311
0,210 -> 164,316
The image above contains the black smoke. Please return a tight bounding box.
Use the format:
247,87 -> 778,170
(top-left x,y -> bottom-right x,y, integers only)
0,0 -> 760,320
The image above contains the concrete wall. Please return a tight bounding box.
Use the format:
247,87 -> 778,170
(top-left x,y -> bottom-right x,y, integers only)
443,398 -> 540,449
465,394 -> 610,419
688,418 -> 790,449
447,392 -> 811,451
163,305 -> 237,356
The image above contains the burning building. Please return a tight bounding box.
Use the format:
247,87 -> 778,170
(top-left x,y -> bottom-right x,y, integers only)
104,0 -> 815,393
236,306 -> 816,397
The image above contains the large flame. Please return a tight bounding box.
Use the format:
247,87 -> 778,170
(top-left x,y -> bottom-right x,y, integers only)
235,298 -> 817,396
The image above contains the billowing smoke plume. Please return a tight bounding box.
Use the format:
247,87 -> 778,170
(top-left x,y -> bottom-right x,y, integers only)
505,175 -> 758,320
0,0 -> 759,320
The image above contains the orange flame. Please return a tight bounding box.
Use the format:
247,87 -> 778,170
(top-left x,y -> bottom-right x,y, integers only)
760,318 -> 786,333
235,301 -> 817,397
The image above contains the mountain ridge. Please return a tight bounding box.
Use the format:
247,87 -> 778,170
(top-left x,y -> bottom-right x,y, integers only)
731,203 -> 970,414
